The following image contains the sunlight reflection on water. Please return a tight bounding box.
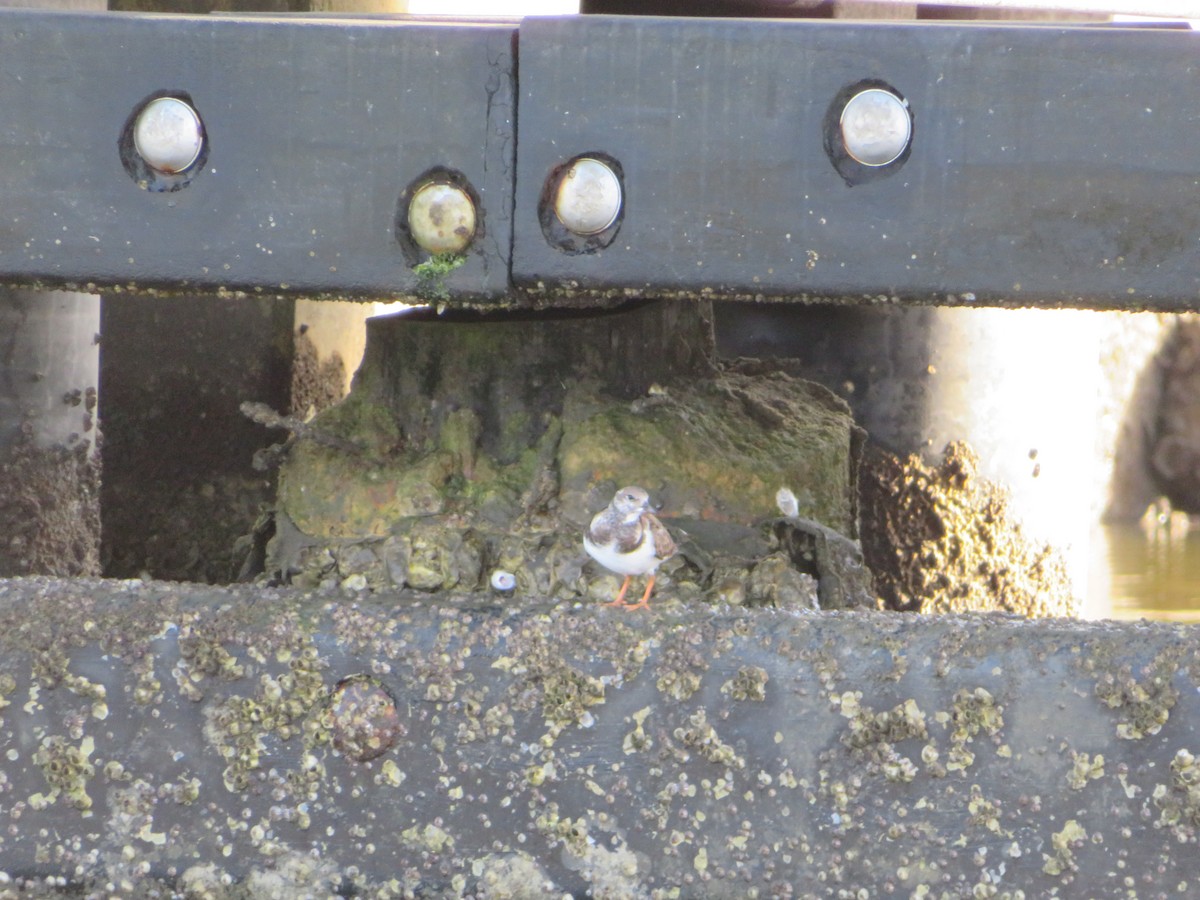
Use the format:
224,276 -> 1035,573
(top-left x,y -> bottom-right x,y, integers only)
1086,517 -> 1200,623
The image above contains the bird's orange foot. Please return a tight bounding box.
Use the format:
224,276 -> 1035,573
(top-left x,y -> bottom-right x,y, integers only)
604,576 -> 633,608
620,576 -> 656,611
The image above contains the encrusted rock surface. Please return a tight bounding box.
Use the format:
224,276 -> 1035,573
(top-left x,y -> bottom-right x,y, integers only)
0,577 -> 1198,897
860,441 -> 1076,617
0,437 -> 100,578
272,303 -> 865,608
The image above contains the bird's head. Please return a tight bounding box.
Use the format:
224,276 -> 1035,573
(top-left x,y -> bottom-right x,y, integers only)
611,486 -> 651,521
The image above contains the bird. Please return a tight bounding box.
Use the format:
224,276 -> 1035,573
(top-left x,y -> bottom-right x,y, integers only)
775,486 -> 800,518
583,486 -> 677,610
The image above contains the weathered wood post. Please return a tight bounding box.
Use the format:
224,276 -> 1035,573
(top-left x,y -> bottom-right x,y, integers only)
0,292 -> 101,577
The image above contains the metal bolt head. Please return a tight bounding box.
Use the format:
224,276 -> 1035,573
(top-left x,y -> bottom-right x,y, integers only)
133,97 -> 204,175
330,676 -> 403,762
408,182 -> 477,254
840,89 -> 911,167
554,157 -> 622,236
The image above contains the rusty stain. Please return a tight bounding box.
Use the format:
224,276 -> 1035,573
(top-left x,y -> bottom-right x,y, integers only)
329,674 -> 403,762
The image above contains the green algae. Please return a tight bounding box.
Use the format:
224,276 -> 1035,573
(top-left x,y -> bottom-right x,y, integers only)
411,252 -> 466,303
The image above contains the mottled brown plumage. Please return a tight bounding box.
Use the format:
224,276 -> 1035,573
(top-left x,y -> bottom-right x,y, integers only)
583,486 -> 676,610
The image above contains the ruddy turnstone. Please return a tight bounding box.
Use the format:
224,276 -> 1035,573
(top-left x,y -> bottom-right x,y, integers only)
583,486 -> 677,610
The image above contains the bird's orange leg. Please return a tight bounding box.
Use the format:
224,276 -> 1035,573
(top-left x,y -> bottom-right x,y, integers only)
622,575 -> 656,611
606,576 -> 633,607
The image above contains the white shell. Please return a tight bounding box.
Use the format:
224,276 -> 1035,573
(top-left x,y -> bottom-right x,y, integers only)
490,570 -> 517,592
775,487 -> 800,518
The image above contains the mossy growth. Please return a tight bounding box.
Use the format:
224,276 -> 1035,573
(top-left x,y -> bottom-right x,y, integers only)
279,398 -> 558,540
303,388 -> 403,460
558,372 -> 856,535
411,252 -> 466,302
275,327 -> 861,607
286,359 -> 856,532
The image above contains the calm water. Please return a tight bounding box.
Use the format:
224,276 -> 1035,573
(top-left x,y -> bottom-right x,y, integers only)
1086,519 -> 1200,623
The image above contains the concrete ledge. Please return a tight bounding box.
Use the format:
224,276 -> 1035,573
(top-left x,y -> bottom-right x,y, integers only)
0,577 -> 1197,897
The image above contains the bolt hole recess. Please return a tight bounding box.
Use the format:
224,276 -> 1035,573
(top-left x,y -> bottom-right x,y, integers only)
395,166 -> 485,268
539,152 -> 625,255
823,79 -> 913,187
119,91 -> 209,193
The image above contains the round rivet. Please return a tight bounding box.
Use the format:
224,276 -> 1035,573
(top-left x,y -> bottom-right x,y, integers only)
133,97 -> 204,175
408,182 -> 477,254
554,157 -> 622,236
329,675 -> 403,762
839,88 -> 911,167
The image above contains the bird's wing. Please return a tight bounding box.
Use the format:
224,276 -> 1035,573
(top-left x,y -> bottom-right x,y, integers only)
614,518 -> 646,554
646,514 -> 677,560
587,512 -> 622,549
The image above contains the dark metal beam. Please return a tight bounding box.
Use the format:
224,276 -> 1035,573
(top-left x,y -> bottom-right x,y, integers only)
514,15 -> 1200,310
2,11 -> 1200,309
0,11 -> 516,301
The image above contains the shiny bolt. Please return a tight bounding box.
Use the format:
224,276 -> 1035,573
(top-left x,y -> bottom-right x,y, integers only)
840,88 -> 911,167
133,97 -> 204,174
554,157 -> 622,236
329,675 -> 403,762
408,182 -> 477,254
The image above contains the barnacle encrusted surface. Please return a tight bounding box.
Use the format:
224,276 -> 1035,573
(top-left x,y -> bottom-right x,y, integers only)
0,577 -> 1198,896
861,441 -> 1076,616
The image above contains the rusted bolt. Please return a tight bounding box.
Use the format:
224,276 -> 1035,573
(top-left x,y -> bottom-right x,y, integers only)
408,181 -> 477,254
329,675 -> 403,762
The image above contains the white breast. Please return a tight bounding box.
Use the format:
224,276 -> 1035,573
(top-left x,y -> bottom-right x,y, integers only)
584,529 -> 662,577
